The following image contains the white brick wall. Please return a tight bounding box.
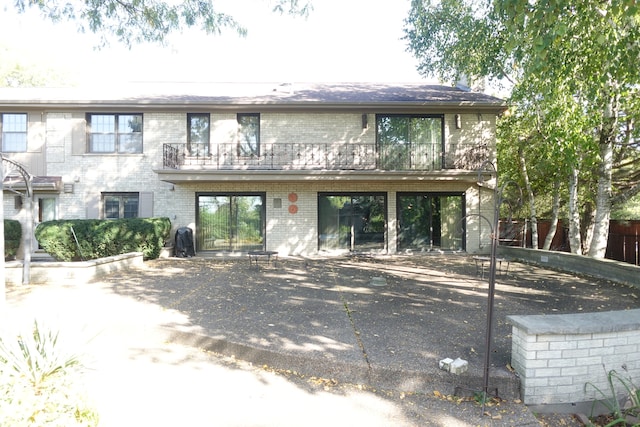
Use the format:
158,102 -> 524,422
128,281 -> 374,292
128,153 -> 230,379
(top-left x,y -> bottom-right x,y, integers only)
6,110 -> 497,257
508,310 -> 640,407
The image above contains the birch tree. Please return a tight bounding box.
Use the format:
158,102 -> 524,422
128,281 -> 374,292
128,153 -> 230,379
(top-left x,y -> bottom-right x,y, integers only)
404,0 -> 640,257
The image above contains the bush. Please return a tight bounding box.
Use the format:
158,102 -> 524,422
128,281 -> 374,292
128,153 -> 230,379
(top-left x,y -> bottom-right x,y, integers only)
35,217 -> 171,261
4,219 -> 21,260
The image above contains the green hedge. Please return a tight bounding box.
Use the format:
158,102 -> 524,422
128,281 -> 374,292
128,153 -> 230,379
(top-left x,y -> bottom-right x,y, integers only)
5,219 -> 21,260
35,217 -> 171,261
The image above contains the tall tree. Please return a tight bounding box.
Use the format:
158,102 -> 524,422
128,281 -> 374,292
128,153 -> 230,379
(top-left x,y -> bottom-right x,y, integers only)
12,0 -> 312,47
404,0 -> 640,258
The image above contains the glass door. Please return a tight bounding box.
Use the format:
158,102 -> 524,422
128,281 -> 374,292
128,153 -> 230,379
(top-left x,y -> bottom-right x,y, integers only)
36,196 -> 57,250
318,194 -> 386,251
397,193 -> 465,251
197,194 -> 264,252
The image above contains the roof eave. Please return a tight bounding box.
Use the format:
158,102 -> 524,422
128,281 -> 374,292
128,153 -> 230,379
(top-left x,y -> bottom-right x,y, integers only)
0,100 -> 507,114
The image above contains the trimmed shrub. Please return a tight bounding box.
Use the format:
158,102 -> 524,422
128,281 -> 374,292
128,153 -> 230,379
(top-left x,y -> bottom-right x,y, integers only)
5,219 -> 21,260
35,217 -> 171,261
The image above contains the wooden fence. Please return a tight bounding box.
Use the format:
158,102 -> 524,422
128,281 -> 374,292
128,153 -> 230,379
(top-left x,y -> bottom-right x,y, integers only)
499,219 -> 640,266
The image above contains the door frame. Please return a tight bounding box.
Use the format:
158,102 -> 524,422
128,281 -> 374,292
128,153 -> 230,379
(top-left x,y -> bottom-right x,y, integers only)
396,192 -> 466,252
34,194 -> 58,251
195,192 -> 266,252
317,192 -> 387,252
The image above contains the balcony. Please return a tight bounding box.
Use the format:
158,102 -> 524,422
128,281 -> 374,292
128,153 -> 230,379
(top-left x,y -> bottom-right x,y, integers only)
162,142 -> 490,172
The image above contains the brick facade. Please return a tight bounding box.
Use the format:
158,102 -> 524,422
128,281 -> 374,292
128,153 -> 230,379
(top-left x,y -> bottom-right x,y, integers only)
0,84 -> 503,258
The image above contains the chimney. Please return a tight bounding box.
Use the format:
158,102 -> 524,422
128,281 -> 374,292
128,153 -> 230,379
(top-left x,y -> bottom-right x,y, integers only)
455,74 -> 486,93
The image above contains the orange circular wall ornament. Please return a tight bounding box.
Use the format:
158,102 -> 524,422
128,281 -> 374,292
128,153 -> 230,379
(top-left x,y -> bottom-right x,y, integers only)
288,204 -> 298,214
288,193 -> 298,203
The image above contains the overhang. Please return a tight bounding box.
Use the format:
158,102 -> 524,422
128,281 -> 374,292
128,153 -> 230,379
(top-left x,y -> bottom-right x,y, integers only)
3,176 -> 63,192
154,169 -> 491,185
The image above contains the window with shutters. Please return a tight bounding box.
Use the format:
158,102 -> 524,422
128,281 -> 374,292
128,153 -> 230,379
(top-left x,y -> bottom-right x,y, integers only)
87,114 -> 143,153
102,193 -> 139,219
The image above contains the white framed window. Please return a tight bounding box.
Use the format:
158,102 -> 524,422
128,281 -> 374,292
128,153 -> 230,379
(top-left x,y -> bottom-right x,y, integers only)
88,114 -> 143,153
1,113 -> 28,152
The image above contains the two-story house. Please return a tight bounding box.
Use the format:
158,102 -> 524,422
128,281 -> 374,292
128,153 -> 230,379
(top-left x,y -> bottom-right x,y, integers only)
0,82 -> 506,257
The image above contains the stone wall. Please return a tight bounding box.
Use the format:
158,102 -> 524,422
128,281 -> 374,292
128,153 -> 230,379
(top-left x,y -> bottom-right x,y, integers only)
498,246 -> 640,289
6,252 -> 144,286
507,309 -> 640,414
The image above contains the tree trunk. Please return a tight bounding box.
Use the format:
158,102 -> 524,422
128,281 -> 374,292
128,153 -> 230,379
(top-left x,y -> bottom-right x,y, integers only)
582,202 -> 595,255
587,143 -> 614,258
568,166 -> 583,254
588,93 -> 618,258
518,144 -> 538,248
542,180 -> 560,250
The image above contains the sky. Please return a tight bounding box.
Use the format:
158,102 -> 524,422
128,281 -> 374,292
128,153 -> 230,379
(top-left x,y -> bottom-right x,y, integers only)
0,0 -> 430,86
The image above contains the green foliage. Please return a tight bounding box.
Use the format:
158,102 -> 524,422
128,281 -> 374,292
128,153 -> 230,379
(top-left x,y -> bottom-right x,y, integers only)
14,0 -> 311,47
35,217 -> 171,261
584,367 -> 640,426
612,193 -> 640,220
404,1 -> 511,88
4,219 -> 22,260
272,0 -> 313,16
0,320 -> 98,426
405,0 -> 640,255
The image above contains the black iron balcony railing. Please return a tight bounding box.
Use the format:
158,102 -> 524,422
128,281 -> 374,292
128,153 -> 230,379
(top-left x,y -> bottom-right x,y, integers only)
162,142 -> 489,171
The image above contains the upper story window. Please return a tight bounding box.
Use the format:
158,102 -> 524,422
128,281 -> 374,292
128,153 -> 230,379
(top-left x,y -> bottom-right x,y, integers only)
1,113 -> 28,152
87,114 -> 143,153
377,115 -> 443,170
237,113 -> 260,157
188,113 -> 210,157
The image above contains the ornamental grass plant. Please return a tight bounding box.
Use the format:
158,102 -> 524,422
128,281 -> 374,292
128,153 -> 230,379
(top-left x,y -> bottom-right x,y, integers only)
585,366 -> 640,427
0,320 -> 98,426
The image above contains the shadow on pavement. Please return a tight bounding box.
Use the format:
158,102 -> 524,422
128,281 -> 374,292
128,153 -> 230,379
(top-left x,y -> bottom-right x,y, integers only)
7,253 -> 637,426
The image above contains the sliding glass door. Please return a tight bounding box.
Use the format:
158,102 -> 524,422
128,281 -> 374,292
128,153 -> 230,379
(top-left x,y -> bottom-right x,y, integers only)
397,193 -> 465,251
318,193 -> 386,251
197,193 -> 264,252
377,115 -> 443,170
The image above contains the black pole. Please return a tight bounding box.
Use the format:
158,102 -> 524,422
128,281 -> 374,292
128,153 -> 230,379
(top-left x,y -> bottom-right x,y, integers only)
481,194 -> 500,410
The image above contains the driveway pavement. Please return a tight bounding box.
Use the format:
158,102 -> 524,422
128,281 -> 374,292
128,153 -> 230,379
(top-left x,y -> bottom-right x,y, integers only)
5,253 -> 639,426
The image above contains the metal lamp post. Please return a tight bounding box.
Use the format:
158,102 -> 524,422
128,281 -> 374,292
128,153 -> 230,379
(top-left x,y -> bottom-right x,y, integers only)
475,161 -> 521,411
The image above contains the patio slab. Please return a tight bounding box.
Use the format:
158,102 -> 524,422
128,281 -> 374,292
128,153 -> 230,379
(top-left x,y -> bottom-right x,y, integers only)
5,253 -> 638,426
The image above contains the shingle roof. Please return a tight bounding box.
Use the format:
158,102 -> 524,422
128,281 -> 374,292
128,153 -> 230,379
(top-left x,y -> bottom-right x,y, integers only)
0,82 -> 507,112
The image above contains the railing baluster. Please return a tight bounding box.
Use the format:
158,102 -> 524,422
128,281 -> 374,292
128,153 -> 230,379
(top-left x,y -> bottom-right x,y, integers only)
162,142 -> 483,171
